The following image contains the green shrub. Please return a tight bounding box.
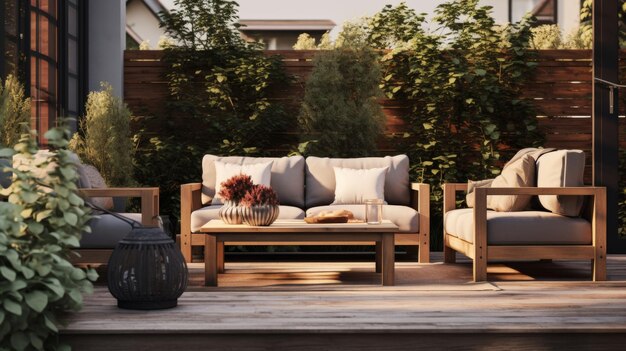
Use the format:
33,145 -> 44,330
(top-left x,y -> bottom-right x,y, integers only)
293,33 -> 318,50
132,0 -> 293,229
298,25 -> 385,157
0,74 -> 30,147
0,127 -> 96,351
70,82 -> 134,186
530,24 -> 562,49
365,0 -> 542,249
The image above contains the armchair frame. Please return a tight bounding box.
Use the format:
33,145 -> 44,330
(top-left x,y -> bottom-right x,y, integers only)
443,184 -> 606,282
180,183 -> 430,264
72,187 -> 160,265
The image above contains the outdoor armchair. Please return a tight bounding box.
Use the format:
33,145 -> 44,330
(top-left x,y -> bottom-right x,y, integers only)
442,149 -> 606,282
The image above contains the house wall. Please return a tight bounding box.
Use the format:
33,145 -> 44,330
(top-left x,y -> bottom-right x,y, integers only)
88,0 -> 125,97
126,0 -> 166,49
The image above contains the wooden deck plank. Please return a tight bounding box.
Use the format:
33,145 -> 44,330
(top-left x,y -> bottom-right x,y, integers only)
61,254 -> 626,350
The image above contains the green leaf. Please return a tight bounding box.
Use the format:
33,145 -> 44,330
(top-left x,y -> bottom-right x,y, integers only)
64,212 -> 78,226
11,331 -> 29,351
25,290 -> 49,313
475,68 -> 487,76
0,266 -> 16,281
4,298 -> 22,315
44,315 -> 59,332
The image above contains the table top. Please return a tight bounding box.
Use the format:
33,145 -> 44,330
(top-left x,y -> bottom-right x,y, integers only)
199,219 -> 399,233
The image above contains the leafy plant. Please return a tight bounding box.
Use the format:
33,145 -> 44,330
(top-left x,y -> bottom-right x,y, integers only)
0,127 -> 96,351
298,25 -> 385,157
293,33 -> 318,50
240,184 -> 279,207
218,174 -> 254,204
530,24 -> 562,49
365,0 -> 542,249
133,0 -> 294,230
0,74 -> 30,147
580,0 -> 626,48
69,82 -> 134,187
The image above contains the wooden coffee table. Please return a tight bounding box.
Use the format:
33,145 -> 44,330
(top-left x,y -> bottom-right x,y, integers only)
199,219 -> 399,287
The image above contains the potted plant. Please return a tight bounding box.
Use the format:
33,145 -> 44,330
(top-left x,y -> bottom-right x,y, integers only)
240,184 -> 280,226
217,174 -> 254,224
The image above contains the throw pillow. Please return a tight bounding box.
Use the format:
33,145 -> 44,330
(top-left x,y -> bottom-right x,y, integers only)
536,149 -> 586,217
82,164 -> 114,210
487,153 -> 536,211
332,167 -> 388,204
213,160 -> 273,205
465,178 -> 494,208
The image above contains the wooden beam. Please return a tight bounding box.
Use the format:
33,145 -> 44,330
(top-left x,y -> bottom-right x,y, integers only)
593,0 -> 622,253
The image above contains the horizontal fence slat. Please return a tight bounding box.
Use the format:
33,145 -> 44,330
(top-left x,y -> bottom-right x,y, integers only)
124,49 -> 626,169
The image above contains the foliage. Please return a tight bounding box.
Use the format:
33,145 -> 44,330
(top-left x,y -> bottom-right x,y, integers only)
364,0 -> 542,248
240,184 -> 279,207
0,127 -> 96,350
530,25 -> 561,49
0,75 -> 30,147
217,174 -> 254,204
293,33 -> 317,50
69,82 -> 134,187
580,0 -> 626,48
132,0 -> 293,228
529,24 -> 590,50
298,26 -> 385,157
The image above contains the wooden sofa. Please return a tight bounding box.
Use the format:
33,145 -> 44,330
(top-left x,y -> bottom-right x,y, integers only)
181,155 -> 430,263
442,149 -> 606,282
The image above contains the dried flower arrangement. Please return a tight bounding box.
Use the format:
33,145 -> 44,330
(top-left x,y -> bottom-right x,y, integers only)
218,174 -> 254,204
239,184 -> 279,207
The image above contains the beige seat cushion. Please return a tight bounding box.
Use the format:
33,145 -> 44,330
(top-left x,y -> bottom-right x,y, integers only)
536,150 -> 586,217
306,205 -> 419,233
445,208 -> 591,245
191,205 -> 305,232
305,155 -> 410,207
202,155 -> 305,208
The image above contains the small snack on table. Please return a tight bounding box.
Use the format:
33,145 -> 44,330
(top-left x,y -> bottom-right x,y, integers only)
304,210 -> 364,224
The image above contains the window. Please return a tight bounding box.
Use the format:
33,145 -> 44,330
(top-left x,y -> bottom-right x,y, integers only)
509,0 -> 558,25
1,0 -> 87,143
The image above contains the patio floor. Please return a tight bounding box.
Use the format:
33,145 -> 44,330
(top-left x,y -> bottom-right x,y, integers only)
61,253 -> 626,350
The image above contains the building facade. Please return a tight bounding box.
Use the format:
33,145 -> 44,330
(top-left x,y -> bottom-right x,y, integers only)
0,0 -> 125,141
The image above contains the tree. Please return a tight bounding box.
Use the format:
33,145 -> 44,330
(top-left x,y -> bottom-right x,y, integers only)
0,75 -> 30,147
298,26 -> 385,157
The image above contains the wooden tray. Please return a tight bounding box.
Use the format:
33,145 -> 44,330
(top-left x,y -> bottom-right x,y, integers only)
304,216 -> 349,224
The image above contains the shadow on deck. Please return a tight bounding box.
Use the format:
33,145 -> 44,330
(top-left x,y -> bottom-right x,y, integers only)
62,253 -> 626,350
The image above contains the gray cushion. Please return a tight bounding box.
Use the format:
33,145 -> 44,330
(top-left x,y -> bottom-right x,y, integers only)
305,155 -> 410,207
445,208 -> 591,245
536,150 -> 586,217
306,204 -> 418,233
191,205 -> 305,232
80,213 -> 144,249
201,155 -> 305,208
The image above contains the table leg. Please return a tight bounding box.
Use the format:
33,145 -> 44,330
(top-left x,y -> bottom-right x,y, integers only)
375,241 -> 382,273
382,233 -> 395,286
204,235 -> 218,286
218,242 -> 225,273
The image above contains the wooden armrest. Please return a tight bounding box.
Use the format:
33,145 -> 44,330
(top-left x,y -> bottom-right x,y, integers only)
481,187 -> 605,196
442,183 -> 468,193
410,182 -> 430,220
181,182 -> 203,232
181,182 -> 202,192
442,183 -> 467,214
80,187 -> 159,227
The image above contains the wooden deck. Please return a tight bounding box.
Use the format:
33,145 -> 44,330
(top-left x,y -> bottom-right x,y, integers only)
62,253 -> 626,350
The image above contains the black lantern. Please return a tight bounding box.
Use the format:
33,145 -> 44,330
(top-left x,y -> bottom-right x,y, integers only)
107,227 -> 188,310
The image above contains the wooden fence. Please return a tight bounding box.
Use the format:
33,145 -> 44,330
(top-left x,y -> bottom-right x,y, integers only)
124,50 -> 626,180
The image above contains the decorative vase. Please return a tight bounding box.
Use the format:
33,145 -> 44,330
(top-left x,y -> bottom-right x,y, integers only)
219,200 -> 244,224
107,227 -> 188,310
241,204 -> 280,226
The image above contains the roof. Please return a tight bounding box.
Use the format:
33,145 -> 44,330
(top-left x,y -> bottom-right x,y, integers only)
238,19 -> 336,31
